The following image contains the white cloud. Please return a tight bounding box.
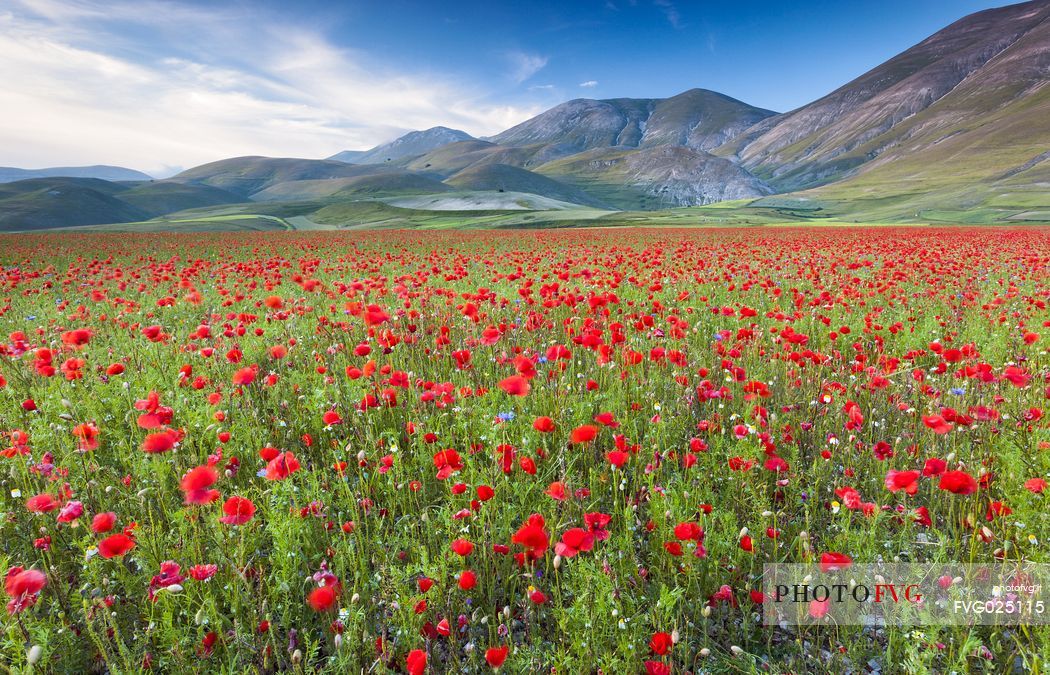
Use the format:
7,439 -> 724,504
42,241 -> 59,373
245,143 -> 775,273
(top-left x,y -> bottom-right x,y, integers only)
579,80 -> 599,88
0,1 -> 545,175
653,0 -> 682,29
505,51 -> 548,84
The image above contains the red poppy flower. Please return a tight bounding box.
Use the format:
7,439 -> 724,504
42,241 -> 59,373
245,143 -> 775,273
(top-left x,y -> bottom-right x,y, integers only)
532,416 -> 555,433
91,512 -> 117,534
498,375 -> 530,397
5,567 -> 46,614
180,466 -> 220,505
922,415 -> 952,434
405,649 -> 427,675
451,539 -> 475,557
458,569 -> 477,590
570,425 -> 598,444
232,367 -> 256,386
25,493 -> 59,513
189,564 -> 217,581
219,496 -> 256,525
98,533 -> 136,559
142,429 -> 178,454
308,585 -> 339,612
511,514 -> 549,560
485,645 -> 509,668
884,470 -> 921,495
939,470 -> 978,495
433,449 -> 464,480
265,452 -> 301,481
554,528 -> 594,558
819,552 -> 852,572
649,631 -> 673,655
72,422 -> 100,451
922,458 -> 947,477
644,661 -> 671,675
544,481 -> 567,501
1025,478 -> 1047,494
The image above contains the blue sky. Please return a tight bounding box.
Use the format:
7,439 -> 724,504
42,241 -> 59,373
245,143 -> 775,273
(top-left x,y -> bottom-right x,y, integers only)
0,0 -> 1011,175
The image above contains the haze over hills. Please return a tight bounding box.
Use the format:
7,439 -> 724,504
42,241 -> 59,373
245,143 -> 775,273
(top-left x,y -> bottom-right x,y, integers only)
1,0 -> 1047,231
0,165 -> 152,184
0,178 -> 241,231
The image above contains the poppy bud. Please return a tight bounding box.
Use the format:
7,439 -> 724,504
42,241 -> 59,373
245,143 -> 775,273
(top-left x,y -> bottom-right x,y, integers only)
27,646 -> 42,665
334,634 -> 342,650
730,646 -> 744,656
291,650 -> 302,664
700,648 -> 711,657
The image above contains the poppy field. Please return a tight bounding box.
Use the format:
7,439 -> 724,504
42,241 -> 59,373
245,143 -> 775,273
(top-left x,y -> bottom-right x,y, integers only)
0,226 -> 1048,673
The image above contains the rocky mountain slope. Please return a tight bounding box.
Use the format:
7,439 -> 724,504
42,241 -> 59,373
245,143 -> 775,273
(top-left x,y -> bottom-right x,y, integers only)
329,127 -> 474,165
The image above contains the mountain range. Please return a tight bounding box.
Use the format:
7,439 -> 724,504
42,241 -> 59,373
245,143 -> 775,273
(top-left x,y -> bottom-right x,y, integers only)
2,0 -> 1047,231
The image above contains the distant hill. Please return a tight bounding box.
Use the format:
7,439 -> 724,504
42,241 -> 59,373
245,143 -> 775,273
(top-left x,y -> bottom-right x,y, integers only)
0,165 -> 152,183
252,171 -> 452,201
0,177 -> 246,230
170,157 -> 372,196
491,89 -> 775,156
329,127 -> 474,165
0,178 -> 146,230
117,181 -> 244,218
327,150 -> 366,163
445,164 -> 610,208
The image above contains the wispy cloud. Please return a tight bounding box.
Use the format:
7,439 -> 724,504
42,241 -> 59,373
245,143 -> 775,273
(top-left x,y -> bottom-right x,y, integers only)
579,80 -> 599,88
529,84 -> 556,91
505,50 -> 548,84
653,0 -> 683,29
0,0 -> 544,174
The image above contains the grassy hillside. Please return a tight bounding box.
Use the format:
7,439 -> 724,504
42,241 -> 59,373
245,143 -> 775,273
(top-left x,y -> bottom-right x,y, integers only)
116,181 -> 244,217
0,178 -> 145,230
251,172 -> 452,202
444,164 -> 610,208
170,157 -> 374,196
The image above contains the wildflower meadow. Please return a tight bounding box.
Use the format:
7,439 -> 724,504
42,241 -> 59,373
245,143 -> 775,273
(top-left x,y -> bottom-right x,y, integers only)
1,227 -> 1047,673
